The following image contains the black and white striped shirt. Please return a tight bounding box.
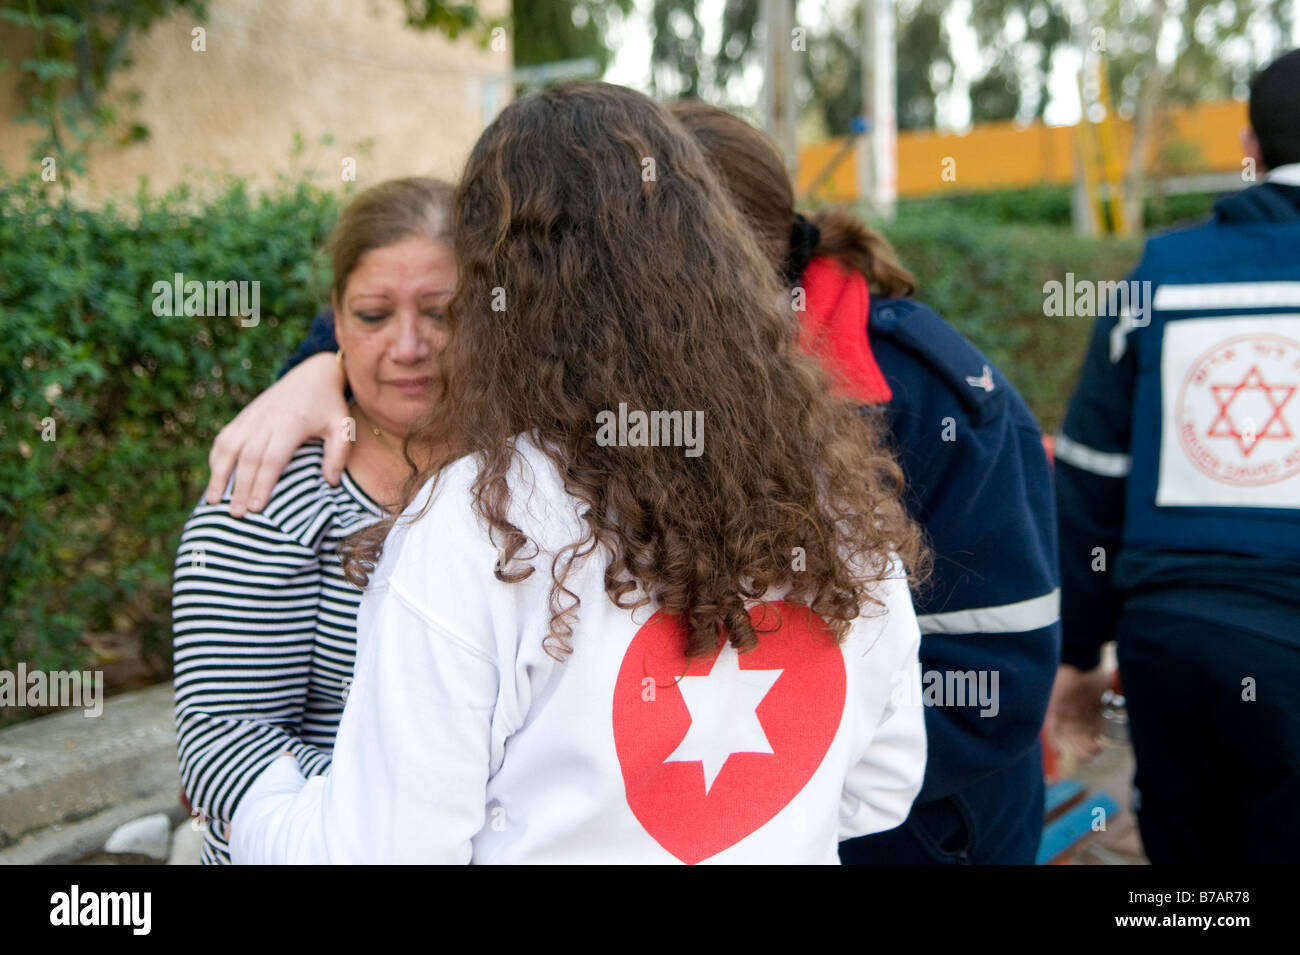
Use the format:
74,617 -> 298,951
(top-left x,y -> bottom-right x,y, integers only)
171,442 -> 385,864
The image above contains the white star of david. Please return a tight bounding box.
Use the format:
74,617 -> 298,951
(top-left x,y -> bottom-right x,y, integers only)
663,643 -> 784,793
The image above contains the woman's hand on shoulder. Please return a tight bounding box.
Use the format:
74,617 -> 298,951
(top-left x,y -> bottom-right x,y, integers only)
206,352 -> 352,516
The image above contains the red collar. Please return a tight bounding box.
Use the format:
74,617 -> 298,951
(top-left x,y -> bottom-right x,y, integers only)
796,256 -> 892,405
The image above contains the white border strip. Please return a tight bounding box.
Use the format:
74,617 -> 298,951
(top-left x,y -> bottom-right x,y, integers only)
1054,433 -> 1132,477
1153,282 -> 1300,311
918,589 -> 1060,636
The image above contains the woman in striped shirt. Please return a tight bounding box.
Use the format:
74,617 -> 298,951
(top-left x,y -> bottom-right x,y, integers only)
171,177 -> 455,863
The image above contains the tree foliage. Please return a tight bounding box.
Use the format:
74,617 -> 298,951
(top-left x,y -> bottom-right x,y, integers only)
396,0 -> 484,37
646,0 -> 1296,131
512,0 -> 631,72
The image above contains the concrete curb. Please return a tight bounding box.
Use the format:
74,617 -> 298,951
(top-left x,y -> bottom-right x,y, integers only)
0,681 -> 182,864
2,794 -> 189,865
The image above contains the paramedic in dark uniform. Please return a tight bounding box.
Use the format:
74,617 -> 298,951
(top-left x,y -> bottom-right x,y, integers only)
1049,49 -> 1300,864
666,101 -> 1062,865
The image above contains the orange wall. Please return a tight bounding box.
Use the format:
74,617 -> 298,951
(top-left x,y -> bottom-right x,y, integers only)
798,99 -> 1250,201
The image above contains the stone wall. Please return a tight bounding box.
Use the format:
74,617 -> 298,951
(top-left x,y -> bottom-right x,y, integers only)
0,0 -> 511,199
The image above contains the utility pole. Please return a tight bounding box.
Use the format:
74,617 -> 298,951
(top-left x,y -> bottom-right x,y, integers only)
763,0 -> 799,179
1069,8 -> 1100,235
859,0 -> 897,218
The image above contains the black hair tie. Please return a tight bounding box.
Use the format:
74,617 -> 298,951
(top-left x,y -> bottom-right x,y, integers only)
783,213 -> 821,285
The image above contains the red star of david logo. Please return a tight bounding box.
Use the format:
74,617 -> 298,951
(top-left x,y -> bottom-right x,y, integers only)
1206,365 -> 1297,456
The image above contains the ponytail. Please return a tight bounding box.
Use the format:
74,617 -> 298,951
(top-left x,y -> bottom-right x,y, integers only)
807,208 -> 916,299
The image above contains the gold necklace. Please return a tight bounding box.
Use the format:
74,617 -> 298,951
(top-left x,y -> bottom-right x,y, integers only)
355,407 -> 406,462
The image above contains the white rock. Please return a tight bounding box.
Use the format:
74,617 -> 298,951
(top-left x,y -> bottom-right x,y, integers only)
103,812 -> 170,861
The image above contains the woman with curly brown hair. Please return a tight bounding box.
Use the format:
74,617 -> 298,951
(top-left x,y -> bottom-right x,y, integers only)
227,82 -> 926,864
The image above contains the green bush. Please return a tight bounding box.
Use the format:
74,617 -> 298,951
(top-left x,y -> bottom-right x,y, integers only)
876,208 -> 1144,431
1,174 -> 1146,711
0,174 -> 341,699
897,185 -> 1076,228
897,184 -> 1220,232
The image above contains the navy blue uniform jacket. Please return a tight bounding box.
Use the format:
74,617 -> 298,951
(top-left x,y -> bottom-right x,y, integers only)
1055,177 -> 1300,670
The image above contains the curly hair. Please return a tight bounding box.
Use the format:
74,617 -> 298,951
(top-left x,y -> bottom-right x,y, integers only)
341,81 -> 925,659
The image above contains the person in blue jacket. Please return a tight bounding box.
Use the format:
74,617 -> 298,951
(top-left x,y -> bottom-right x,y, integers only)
207,99 -> 1062,865
1048,48 -> 1300,863
668,101 -> 1060,864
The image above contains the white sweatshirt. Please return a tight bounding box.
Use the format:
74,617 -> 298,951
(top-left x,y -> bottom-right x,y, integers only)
231,435 -> 926,864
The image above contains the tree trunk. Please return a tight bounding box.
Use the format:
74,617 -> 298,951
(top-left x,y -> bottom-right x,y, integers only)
1123,0 -> 1169,235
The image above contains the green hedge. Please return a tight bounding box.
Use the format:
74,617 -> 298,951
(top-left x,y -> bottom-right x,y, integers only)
877,208 -> 1143,430
1,175 -> 341,702
2,175 -> 1149,706
896,184 -> 1220,232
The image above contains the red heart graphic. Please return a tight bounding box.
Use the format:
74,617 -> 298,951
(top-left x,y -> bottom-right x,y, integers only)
612,601 -> 846,864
